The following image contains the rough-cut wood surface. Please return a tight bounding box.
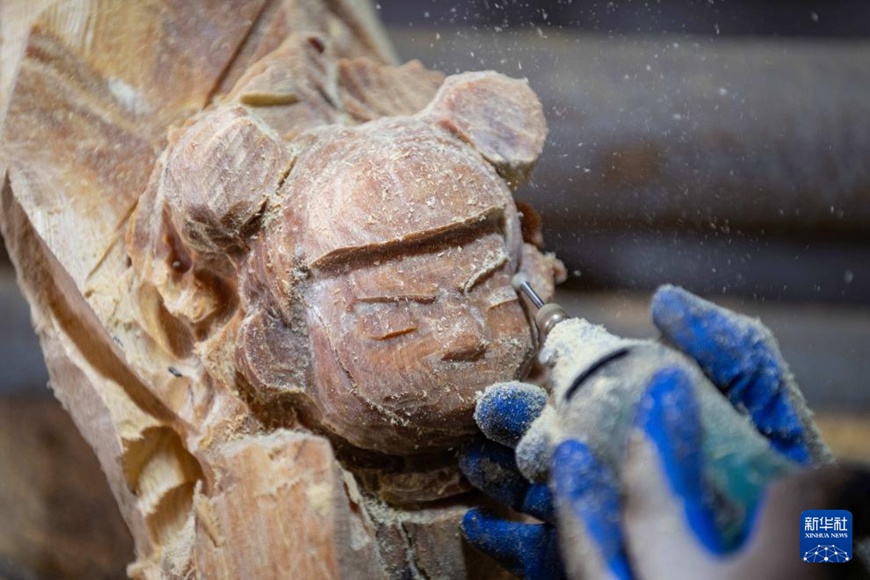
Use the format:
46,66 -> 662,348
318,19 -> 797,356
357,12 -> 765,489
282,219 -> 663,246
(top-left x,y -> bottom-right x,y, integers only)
0,1 -> 558,578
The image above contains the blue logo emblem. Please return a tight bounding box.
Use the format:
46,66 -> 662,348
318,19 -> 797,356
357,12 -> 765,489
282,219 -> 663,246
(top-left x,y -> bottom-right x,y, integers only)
801,510 -> 852,563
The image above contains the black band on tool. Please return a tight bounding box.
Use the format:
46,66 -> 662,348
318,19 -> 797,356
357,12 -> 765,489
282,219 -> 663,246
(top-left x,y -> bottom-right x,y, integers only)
564,347 -> 632,402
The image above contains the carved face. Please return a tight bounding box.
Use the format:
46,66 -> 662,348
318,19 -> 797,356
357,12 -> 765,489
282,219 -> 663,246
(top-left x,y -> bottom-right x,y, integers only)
258,118 -> 536,453
306,233 -> 534,453
131,53 -> 559,460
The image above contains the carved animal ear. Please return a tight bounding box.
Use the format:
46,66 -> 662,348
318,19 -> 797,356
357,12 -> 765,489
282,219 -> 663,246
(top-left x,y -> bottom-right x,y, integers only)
161,105 -> 293,253
422,71 -> 547,187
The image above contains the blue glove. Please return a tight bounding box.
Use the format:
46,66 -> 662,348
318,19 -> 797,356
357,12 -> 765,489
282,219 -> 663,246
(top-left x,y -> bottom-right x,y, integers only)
460,285 -> 827,579
552,366 -> 724,579
651,285 -> 824,464
460,384 -> 565,579
462,371 -> 698,579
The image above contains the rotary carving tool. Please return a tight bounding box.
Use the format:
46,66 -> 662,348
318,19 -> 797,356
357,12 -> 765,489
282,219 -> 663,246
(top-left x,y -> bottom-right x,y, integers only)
510,273 -> 798,547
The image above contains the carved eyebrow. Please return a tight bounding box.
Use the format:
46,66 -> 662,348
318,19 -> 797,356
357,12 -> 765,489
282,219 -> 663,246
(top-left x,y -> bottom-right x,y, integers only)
355,293 -> 437,304
362,321 -> 418,341
309,207 -> 504,271
462,251 -> 509,292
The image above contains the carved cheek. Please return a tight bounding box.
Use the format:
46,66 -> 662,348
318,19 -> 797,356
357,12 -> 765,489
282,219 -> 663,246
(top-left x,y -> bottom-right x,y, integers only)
307,312 -> 479,454
328,298 -> 475,394
306,317 -> 386,436
309,292 -> 423,391
488,307 -> 529,346
462,272 -> 536,376
341,304 -> 433,379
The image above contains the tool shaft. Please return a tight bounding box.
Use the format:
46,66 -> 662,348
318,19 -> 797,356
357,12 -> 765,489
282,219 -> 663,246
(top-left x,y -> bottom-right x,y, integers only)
516,280 -> 546,308
511,274 -> 571,339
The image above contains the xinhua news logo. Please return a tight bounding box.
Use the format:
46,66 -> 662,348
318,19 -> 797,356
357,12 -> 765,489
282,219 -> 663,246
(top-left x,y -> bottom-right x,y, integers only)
801,510 -> 852,563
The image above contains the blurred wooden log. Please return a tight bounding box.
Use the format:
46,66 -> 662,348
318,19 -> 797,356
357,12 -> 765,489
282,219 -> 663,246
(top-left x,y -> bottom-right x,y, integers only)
392,28 -> 870,234
551,230 -> 870,305
392,29 -> 870,303
0,270 -> 49,396
554,289 -> 870,411
814,415 -> 870,466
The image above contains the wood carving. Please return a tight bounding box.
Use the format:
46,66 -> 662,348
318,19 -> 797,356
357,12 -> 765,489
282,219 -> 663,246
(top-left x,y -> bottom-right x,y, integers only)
0,0 -> 563,577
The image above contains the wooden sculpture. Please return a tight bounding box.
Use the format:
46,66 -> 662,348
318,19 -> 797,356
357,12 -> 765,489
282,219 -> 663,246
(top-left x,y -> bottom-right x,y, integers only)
0,0 -> 563,577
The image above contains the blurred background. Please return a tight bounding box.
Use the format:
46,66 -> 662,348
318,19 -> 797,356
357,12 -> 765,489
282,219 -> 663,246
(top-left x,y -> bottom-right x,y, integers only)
1,0 -> 868,576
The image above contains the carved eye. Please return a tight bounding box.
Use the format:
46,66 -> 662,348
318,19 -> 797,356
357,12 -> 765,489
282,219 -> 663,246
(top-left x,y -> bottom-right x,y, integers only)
462,251 -> 509,293
485,285 -> 519,311
355,301 -> 418,340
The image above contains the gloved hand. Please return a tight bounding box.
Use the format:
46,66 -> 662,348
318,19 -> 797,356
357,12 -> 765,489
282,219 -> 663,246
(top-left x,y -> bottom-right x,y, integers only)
460,285 -> 831,579
459,383 -> 564,579
650,285 -> 825,465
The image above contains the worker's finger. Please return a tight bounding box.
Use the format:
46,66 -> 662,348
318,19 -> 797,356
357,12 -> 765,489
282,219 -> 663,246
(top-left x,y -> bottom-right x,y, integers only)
459,438 -> 554,522
461,508 -> 563,580
650,285 -> 814,464
551,439 -> 634,580
623,370 -> 858,578
620,368 -> 737,579
475,381 -> 547,448
634,366 -> 727,554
